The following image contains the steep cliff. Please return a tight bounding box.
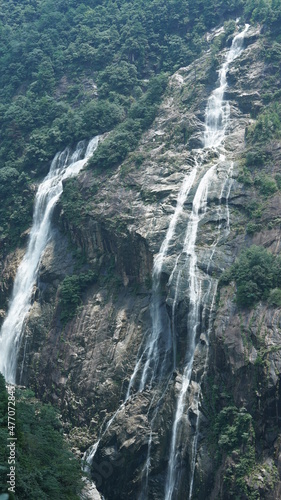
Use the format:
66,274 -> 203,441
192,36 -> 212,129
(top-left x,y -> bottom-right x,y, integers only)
1,18 -> 281,500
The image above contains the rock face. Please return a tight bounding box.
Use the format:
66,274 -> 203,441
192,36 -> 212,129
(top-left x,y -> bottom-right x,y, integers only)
2,23 -> 281,499
0,247 -> 25,315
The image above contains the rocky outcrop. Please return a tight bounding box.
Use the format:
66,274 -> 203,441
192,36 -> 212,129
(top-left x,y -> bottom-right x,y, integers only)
0,247 -> 25,316
194,287 -> 281,499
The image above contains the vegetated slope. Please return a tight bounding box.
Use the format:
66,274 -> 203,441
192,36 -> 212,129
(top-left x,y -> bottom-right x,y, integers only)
0,0 -> 268,257
0,374 -> 83,499
199,14 -> 281,498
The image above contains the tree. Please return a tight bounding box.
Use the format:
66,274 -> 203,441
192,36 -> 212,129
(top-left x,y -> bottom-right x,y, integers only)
222,246 -> 281,307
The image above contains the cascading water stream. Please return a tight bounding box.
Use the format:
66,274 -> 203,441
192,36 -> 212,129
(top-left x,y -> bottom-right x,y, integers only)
164,163 -> 217,500
83,159 -> 199,469
126,157 -> 198,398
185,176 -> 233,493
0,136 -> 99,384
206,161 -> 234,272
164,24 -> 249,500
83,157 -> 200,483
80,24 -> 249,499
139,159 -> 198,391
188,290 -> 217,500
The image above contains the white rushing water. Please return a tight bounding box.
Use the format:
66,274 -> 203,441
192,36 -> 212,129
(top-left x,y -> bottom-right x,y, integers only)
83,158 -> 200,483
0,136 -> 99,383
139,160 -> 198,391
76,24 -> 249,499
138,25 -> 249,397
164,24 -> 249,500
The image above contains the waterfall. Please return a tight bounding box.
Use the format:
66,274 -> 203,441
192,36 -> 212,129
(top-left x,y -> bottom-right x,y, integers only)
77,24 -> 249,499
164,24 -> 249,500
0,136 -> 99,384
164,164 -> 217,500
81,156 -> 200,482
137,26 -> 249,396
139,160 -> 198,391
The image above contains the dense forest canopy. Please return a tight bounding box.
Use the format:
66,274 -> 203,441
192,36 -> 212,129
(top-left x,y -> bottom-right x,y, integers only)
0,374 -> 83,499
0,0 -> 281,255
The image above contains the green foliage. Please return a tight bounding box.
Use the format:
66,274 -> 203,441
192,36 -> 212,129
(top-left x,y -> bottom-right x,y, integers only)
2,0 -> 276,258
246,103 -> 281,144
0,0 -> 243,180
224,19 -> 237,37
59,271 -> 97,324
245,0 -> 281,36
237,166 -> 253,186
245,200 -> 263,219
88,73 -> 168,171
246,222 -> 262,234
0,169 -> 33,259
205,384 -> 278,499
98,62 -> 138,97
89,126 -> 139,171
81,101 -> 125,137
220,245 -> 281,307
268,287 -> 281,306
245,149 -> 271,169
16,391 -> 83,499
0,167 -> 20,197
245,0 -> 271,24
0,377 -> 83,499
0,0 -> 279,255
204,383 -> 260,499
254,173 -> 278,196
59,176 -> 99,233
216,406 -> 254,453
59,178 -> 88,224
0,0 -> 246,257
275,173 -> 281,189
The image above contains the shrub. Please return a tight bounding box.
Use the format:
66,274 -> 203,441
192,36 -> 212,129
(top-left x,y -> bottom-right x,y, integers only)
97,61 -> 138,96
236,280 -> 261,307
268,288 -> 281,307
237,167 -> 253,186
0,170 -> 33,258
59,271 -> 97,324
59,178 -> 86,224
220,245 -> 281,308
246,103 -> 281,144
81,100 -> 125,137
245,149 -> 271,168
275,173 -> 281,189
216,406 -> 254,452
246,200 -> 262,218
254,173 -> 277,196
88,73 -> 168,172
246,222 -> 262,235
88,128 -> 138,171
0,376 -> 83,499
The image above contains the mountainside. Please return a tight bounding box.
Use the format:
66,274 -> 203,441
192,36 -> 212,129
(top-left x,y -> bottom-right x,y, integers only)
1,2 -> 281,500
